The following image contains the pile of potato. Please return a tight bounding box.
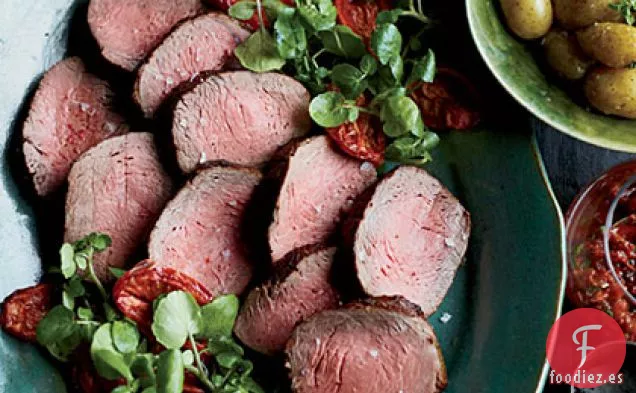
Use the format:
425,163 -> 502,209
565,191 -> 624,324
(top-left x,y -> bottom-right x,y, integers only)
500,0 -> 636,119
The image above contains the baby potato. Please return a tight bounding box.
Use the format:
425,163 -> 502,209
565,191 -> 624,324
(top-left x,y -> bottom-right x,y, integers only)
577,23 -> 636,68
543,30 -> 594,80
585,66 -> 636,119
500,0 -> 553,40
553,0 -> 621,30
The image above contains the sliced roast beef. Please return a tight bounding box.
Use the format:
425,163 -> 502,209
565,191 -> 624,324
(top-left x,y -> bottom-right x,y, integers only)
172,71 -> 311,173
87,0 -> 203,71
148,165 -> 261,295
286,297 -> 447,393
23,57 -> 127,196
234,246 -> 340,355
353,166 -> 470,315
134,13 -> 249,117
65,133 -> 173,282
268,136 -> 377,263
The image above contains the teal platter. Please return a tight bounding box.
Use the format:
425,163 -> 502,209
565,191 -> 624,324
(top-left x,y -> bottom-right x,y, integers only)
0,1 -> 566,392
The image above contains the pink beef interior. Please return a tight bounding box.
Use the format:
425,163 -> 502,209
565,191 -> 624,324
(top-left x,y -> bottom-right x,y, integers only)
354,166 -> 470,315
134,13 -> 246,118
269,136 -> 377,262
234,247 -> 339,355
148,166 -> 261,295
23,57 -> 127,196
287,301 -> 446,393
172,71 -> 311,172
88,0 -> 202,71
64,133 -> 173,282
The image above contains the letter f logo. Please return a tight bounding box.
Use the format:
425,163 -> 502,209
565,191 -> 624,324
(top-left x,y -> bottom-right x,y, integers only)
572,324 -> 602,369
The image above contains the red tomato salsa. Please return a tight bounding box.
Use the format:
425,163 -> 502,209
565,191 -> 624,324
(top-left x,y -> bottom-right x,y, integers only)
567,167 -> 636,341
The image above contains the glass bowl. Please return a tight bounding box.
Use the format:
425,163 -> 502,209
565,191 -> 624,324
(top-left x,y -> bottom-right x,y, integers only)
566,161 -> 636,342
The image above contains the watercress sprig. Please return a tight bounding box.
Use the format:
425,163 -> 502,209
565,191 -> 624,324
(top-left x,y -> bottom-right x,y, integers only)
610,0 -> 636,25
231,0 -> 440,164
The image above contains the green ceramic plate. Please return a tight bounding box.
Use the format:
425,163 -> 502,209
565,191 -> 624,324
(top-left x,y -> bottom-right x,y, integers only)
466,0 -> 636,153
0,1 -> 566,392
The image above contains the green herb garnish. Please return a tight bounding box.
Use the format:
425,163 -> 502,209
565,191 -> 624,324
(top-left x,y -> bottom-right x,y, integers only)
231,0 -> 439,165
610,0 -> 636,25
36,235 -> 263,393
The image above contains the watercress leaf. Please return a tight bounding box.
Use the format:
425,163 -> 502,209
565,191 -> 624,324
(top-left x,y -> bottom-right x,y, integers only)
348,107 -> 360,122
46,328 -> 82,361
316,66 -> 330,79
60,243 -> 76,279
298,0 -> 337,31
360,55 -> 378,76
318,26 -> 366,58
235,30 -> 286,73
152,291 -> 202,349
235,359 -> 254,377
74,254 -> 88,270
67,277 -> 85,297
111,386 -> 131,393
264,0 -> 295,17
199,294 -> 239,339
407,49 -> 436,85
104,302 -> 120,322
309,91 -> 349,127
216,352 -> 242,369
156,349 -> 184,393
132,354 -> 156,387
331,64 -> 367,99
373,65 -> 400,92
385,132 -> 439,163
88,233 -> 112,251
37,305 -> 76,346
141,388 -> 157,393
77,307 -> 94,321
91,324 -> 133,381
229,1 -> 257,20
62,291 -> 75,310
388,55 -> 404,82
243,377 -> 266,393
380,96 -> 423,137
181,350 -> 194,366
274,12 -> 307,59
371,23 -> 402,65
109,267 -> 127,279
376,9 -> 403,24
208,336 -> 245,356
112,320 -> 140,354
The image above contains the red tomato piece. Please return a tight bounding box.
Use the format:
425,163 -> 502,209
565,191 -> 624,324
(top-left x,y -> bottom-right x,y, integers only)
112,261 -> 213,334
325,95 -> 385,166
0,283 -> 54,342
410,67 -> 481,130
335,0 -> 392,41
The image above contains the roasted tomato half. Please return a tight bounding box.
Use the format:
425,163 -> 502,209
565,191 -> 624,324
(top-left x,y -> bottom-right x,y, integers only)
112,261 -> 213,333
410,67 -> 481,130
0,283 -> 54,342
335,0 -> 392,41
326,95 -> 385,166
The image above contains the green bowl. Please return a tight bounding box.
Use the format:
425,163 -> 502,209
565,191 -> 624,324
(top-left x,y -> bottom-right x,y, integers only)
466,0 -> 636,152
0,1 -> 567,392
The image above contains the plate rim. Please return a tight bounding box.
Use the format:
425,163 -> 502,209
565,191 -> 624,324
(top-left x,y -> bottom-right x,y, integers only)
529,132 -> 567,393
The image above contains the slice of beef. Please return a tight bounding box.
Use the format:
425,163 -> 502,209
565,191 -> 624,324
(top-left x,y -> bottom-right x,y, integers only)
353,166 -> 470,316
134,13 -> 249,118
286,296 -> 447,393
148,165 -> 262,295
23,57 -> 127,196
268,136 -> 377,263
87,0 -> 203,71
234,245 -> 340,355
172,71 -> 311,173
65,133 -> 173,282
